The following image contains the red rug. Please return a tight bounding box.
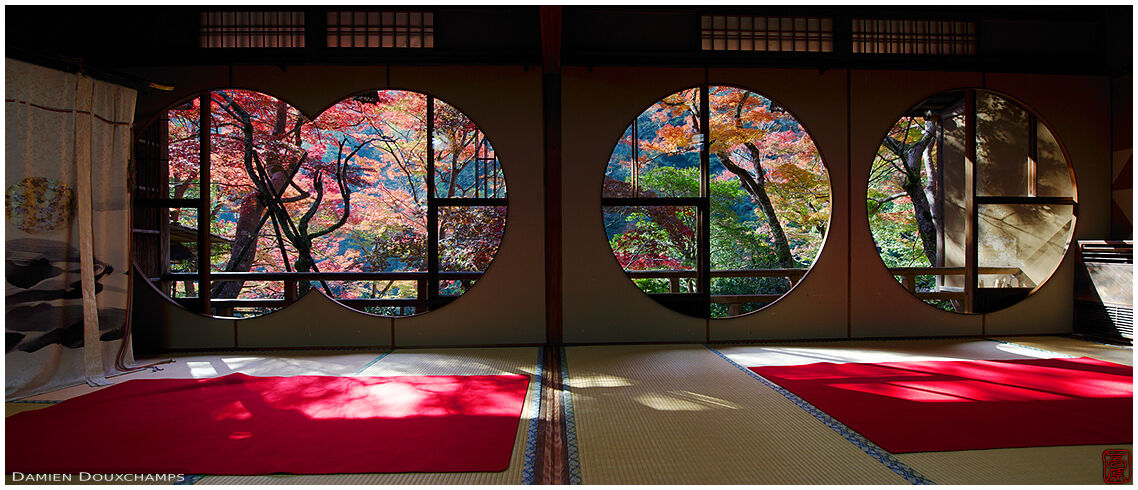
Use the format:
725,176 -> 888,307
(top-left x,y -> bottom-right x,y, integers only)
750,357 -> 1132,453
6,373 -> 530,474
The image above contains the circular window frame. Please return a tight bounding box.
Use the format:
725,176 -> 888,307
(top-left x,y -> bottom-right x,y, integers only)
130,88 -> 510,320
864,87 -> 1079,315
599,83 -> 834,320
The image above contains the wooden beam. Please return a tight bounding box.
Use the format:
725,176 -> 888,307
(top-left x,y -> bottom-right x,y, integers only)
964,90 -> 977,314
539,6 -> 563,74
601,196 -> 705,207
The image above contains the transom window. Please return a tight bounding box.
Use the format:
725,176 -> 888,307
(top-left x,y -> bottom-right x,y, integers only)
852,19 -> 976,55
701,15 -> 834,52
199,11 -> 306,48
326,10 -> 435,48
602,85 -> 830,318
132,89 -> 506,318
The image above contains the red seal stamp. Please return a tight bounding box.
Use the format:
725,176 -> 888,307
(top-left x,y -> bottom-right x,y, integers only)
1104,449 -> 1131,484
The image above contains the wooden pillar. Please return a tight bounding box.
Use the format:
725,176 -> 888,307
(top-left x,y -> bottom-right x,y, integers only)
541,6 -> 563,346
902,274 -> 916,292
284,279 -> 298,304
535,6 -> 569,485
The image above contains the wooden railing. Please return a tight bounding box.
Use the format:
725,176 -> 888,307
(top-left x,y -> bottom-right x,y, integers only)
160,265 -> 1023,314
160,271 -> 481,313
888,266 -> 1023,301
627,266 -> 1023,311
626,268 -> 807,305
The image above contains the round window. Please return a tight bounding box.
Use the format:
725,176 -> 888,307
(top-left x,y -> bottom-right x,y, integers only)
602,85 -> 831,318
866,89 -> 1076,313
132,89 -> 506,318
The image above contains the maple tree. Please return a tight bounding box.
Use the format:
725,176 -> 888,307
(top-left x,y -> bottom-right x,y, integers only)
866,114 -> 949,310
604,85 -> 830,316
869,115 -> 941,267
162,89 -> 506,316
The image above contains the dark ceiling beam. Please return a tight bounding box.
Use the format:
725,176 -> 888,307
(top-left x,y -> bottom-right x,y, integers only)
2,5 -> 1128,76
540,5 -> 563,74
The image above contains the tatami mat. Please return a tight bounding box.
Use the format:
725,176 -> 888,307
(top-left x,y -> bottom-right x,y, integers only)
357,347 -> 538,376
564,344 -> 910,485
898,444 -> 1134,485
5,402 -> 54,417
713,336 -> 1132,485
22,350 -> 385,402
8,338 -> 1130,485
993,336 -> 1133,366
713,337 -> 1049,368
197,347 -> 541,485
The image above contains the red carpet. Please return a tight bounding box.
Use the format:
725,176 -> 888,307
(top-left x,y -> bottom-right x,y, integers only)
6,373 -> 530,474
750,357 -> 1132,453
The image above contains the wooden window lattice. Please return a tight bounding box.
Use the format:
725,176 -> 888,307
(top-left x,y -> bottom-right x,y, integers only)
701,15 -> 834,52
200,11 -> 306,48
326,11 -> 434,48
852,19 -> 976,55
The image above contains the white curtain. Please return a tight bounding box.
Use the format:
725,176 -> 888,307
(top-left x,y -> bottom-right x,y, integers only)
5,58 -> 137,399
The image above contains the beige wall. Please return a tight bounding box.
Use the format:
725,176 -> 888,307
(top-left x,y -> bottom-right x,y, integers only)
561,67 -> 707,343
132,65 -> 1113,349
846,71 -> 987,338
565,68 -> 1107,342
981,74 -> 1110,334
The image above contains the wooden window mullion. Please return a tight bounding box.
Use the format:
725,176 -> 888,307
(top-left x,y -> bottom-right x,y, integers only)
698,85 -> 711,314
426,95 -> 439,312
197,94 -> 212,315
964,90 -> 977,315
1028,113 -> 1038,197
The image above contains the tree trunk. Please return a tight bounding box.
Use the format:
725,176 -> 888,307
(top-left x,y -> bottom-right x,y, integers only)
892,120 -> 939,266
211,98 -> 293,299
716,148 -> 796,290
903,174 -> 940,266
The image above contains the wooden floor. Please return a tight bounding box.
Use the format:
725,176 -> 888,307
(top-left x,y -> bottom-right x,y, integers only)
5,336 -> 1132,485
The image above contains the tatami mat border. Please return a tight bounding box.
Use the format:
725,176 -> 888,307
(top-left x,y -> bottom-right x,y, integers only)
703,344 -> 935,485
173,475 -> 204,485
1076,338 -> 1134,350
981,338 -> 1076,358
521,347 -> 545,485
559,346 -> 582,485
351,349 -> 395,376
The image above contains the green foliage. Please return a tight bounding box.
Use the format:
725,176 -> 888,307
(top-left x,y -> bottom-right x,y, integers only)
609,164 -> 823,307
868,197 -> 929,269
605,86 -> 832,318
868,116 -> 956,312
